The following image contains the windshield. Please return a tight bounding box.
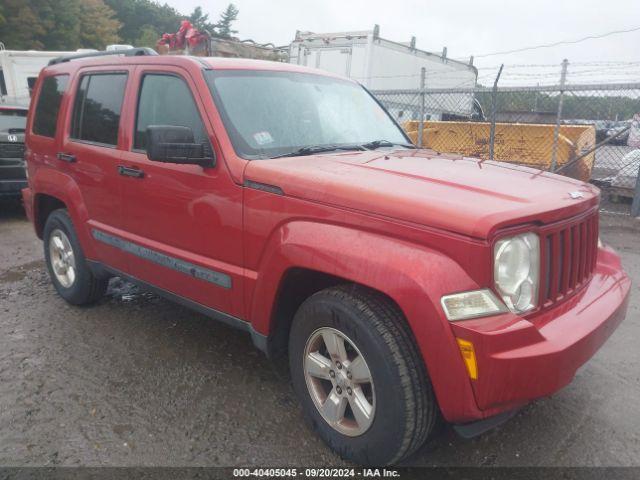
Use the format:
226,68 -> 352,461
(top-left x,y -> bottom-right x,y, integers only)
0,109 -> 27,132
204,70 -> 409,159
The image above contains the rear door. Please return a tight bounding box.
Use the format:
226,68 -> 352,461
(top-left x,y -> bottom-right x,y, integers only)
60,67 -> 132,273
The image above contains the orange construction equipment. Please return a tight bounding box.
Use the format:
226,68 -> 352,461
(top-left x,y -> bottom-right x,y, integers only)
404,121 -> 596,182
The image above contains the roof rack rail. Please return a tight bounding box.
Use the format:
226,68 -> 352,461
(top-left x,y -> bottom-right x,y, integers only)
48,47 -> 158,66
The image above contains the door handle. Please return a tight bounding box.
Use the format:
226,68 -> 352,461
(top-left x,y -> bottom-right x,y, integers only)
56,152 -> 76,163
118,165 -> 145,178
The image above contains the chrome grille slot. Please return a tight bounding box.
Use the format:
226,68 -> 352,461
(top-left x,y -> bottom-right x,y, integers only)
541,210 -> 598,305
0,142 -> 25,159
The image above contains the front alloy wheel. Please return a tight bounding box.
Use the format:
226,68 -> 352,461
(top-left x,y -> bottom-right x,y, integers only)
304,327 -> 375,436
289,285 -> 439,466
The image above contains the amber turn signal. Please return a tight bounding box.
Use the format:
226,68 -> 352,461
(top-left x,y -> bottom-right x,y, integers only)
456,338 -> 478,380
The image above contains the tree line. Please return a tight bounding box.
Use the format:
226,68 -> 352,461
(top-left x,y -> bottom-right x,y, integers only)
475,90 -> 640,121
0,0 -> 239,51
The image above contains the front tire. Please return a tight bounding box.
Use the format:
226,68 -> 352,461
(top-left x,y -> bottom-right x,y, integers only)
289,285 -> 438,465
43,209 -> 107,305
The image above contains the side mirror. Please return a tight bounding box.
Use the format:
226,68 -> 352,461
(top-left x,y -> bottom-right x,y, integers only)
145,125 -> 215,167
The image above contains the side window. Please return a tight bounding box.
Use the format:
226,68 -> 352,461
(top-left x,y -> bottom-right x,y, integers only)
71,73 -> 127,146
32,75 -> 69,137
27,77 -> 37,96
134,74 -> 207,151
0,71 -> 7,96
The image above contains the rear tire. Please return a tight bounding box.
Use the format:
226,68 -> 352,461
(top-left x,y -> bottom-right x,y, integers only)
289,284 -> 438,465
43,209 -> 107,305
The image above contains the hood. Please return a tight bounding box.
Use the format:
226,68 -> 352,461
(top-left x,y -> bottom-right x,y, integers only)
244,149 -> 599,239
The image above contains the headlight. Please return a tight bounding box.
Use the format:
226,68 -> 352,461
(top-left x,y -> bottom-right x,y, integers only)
494,232 -> 540,314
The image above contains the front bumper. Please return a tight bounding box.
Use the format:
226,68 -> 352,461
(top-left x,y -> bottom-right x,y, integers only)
0,179 -> 27,196
21,187 -> 34,223
450,245 -> 630,419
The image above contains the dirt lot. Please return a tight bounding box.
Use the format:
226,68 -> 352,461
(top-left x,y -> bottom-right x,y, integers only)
0,200 -> 639,467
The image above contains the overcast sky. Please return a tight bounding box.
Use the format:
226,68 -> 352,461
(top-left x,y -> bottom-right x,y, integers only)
164,0 -> 640,85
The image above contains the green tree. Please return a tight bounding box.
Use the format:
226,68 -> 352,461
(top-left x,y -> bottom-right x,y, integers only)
104,0 -> 182,44
0,1 -> 242,51
475,90 -> 640,122
0,1 -> 45,49
189,6 -> 216,33
79,0 -> 121,49
135,24 -> 159,49
0,0 -> 120,50
215,3 -> 239,38
40,0 -> 82,50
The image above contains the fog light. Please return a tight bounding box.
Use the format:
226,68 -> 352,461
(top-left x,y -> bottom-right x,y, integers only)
456,338 -> 478,380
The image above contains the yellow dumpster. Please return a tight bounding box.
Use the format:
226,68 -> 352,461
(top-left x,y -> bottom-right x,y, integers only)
403,121 -> 596,182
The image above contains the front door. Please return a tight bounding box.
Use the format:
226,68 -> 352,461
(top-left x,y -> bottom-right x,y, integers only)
118,66 -> 244,318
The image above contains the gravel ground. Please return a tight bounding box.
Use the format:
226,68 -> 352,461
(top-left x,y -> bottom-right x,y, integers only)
0,200 -> 639,467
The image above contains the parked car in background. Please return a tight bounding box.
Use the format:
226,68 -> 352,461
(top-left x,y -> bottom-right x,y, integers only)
22,50 -> 630,466
0,104 -> 27,197
610,149 -> 640,191
594,120 -> 614,143
606,121 -> 632,145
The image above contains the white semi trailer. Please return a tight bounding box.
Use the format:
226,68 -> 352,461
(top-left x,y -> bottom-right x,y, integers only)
288,26 -> 479,120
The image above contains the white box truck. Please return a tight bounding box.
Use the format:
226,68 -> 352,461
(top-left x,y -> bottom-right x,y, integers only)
288,26 -> 479,120
0,47 -> 81,106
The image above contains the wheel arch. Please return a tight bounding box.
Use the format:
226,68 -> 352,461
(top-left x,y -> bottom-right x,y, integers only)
33,193 -> 67,238
249,221 -> 483,421
267,267 -> 347,359
30,168 -> 95,257
267,267 -> 415,362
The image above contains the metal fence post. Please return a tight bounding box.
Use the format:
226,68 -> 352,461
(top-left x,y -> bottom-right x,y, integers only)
489,64 -> 503,160
632,165 -> 640,217
550,59 -> 569,172
418,67 -> 426,147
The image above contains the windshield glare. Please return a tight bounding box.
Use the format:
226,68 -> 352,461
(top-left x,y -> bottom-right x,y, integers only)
0,109 -> 27,132
205,70 -> 409,159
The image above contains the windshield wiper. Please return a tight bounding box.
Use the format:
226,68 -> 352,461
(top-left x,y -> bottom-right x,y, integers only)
270,144 -> 365,159
361,139 -> 416,150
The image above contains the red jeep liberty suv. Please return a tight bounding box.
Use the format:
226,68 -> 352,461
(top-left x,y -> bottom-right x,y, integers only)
22,49 -> 630,465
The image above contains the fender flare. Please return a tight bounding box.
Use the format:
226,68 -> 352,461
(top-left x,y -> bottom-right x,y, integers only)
249,220 -> 484,420
31,167 -> 96,258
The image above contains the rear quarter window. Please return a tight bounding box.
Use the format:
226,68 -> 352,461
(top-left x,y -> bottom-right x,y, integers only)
32,75 -> 69,138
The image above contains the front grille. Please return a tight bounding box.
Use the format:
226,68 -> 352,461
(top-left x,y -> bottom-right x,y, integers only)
0,142 -> 25,159
541,210 -> 599,305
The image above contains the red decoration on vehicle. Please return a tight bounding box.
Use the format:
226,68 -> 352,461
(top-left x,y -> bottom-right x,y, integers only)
157,20 -> 210,55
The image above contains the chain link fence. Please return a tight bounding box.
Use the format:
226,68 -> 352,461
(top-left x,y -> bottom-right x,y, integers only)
371,62 -> 640,217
